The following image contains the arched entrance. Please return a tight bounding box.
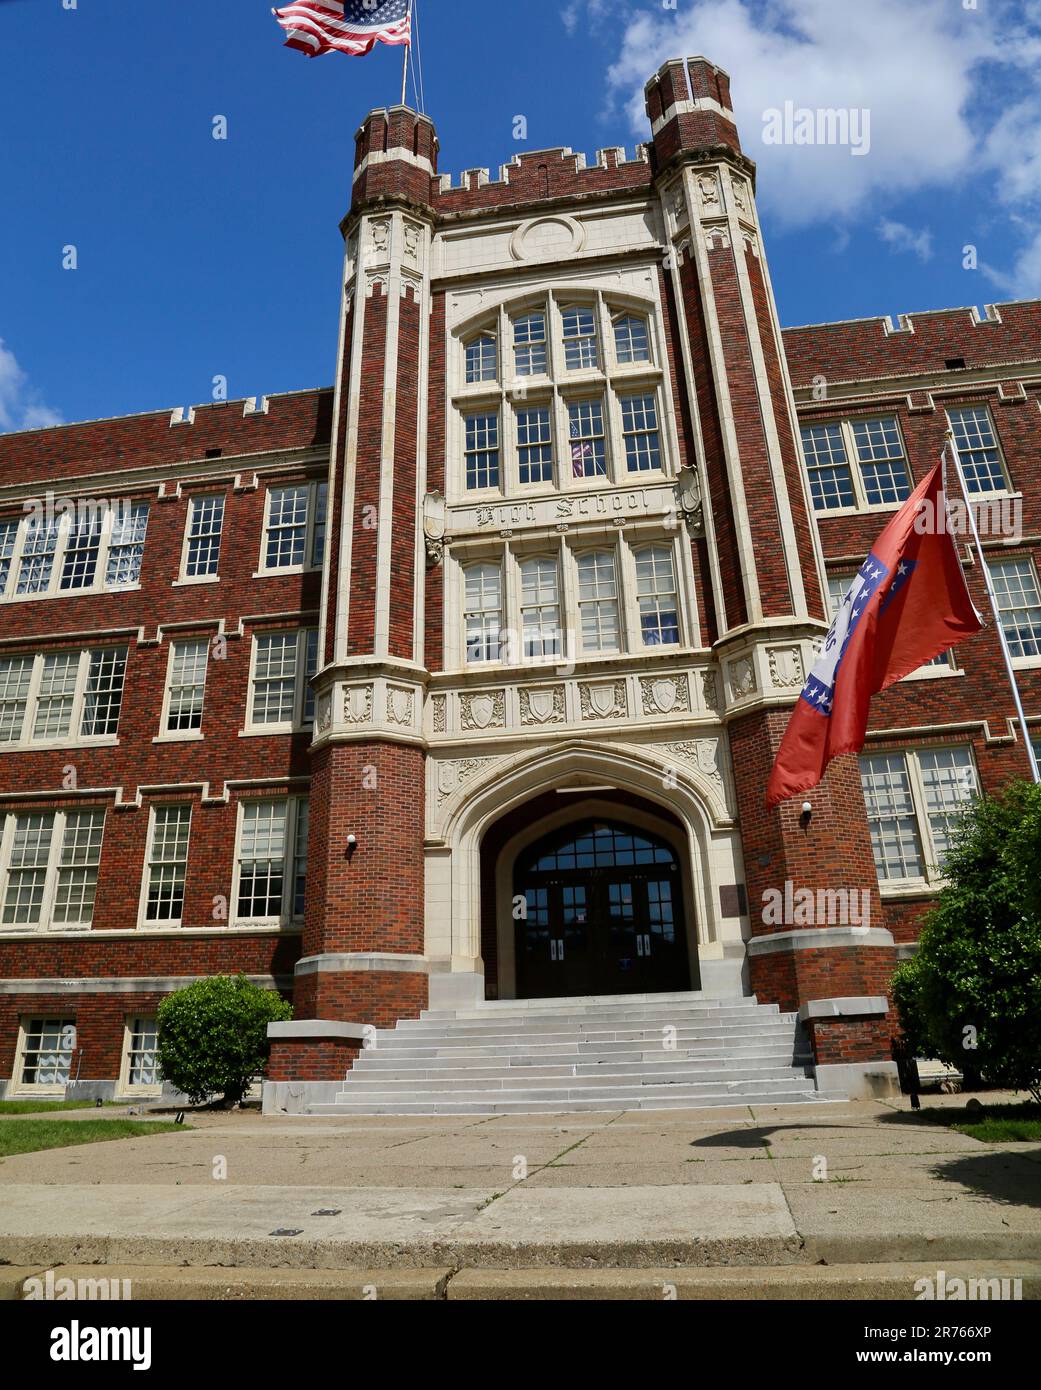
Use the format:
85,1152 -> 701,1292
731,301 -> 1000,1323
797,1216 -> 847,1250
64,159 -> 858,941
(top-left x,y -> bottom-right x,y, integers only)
513,818 -> 691,999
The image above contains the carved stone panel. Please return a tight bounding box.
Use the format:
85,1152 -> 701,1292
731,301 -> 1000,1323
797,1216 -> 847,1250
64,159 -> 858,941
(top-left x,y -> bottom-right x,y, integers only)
639,675 -> 692,718
344,685 -> 374,725
386,686 -> 415,727
520,687 -> 566,727
769,646 -> 805,690
727,658 -> 757,701
460,690 -> 506,732
435,757 -> 497,806
580,681 -> 628,721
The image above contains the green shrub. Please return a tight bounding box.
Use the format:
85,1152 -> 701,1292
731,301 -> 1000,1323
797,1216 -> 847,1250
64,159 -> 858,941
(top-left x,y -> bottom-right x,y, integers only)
156,975 -> 292,1107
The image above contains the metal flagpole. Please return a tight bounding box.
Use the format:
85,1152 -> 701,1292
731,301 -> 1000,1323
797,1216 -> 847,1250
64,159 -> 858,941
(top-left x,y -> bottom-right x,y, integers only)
946,431 -> 1041,784
400,0 -> 412,105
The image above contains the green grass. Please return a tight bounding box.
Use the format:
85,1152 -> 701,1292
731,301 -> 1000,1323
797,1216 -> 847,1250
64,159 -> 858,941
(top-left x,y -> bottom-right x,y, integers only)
0,1099 -> 126,1116
915,1101 -> 1041,1143
0,1118 -> 188,1157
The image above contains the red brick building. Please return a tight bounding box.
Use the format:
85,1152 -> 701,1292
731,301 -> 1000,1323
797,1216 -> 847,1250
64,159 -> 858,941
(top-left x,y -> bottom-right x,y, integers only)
1,56 -> 1038,1110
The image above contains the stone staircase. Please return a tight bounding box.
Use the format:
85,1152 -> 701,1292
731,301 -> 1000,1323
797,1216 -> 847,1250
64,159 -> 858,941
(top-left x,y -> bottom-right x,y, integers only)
311,992 -> 846,1116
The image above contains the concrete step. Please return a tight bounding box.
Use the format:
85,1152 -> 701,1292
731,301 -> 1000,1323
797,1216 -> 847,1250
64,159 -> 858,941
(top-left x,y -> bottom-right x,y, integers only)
313,1089 -> 846,1115
366,1042 -> 804,1065
351,1056 -> 809,1079
419,989 -> 752,1016
342,1067 -> 816,1092
371,1022 -> 800,1047
395,1007 -> 784,1035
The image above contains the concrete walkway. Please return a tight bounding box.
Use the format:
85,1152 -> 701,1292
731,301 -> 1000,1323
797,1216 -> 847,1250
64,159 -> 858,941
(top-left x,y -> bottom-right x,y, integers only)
1,1096 -> 1039,1296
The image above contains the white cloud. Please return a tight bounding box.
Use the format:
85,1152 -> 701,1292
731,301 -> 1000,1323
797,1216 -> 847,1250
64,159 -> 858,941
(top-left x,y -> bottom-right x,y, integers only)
0,339 -> 62,433
877,219 -> 934,263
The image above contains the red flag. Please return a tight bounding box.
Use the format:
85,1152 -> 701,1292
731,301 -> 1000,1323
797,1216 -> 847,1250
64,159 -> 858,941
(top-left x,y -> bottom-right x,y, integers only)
766,457 -> 984,808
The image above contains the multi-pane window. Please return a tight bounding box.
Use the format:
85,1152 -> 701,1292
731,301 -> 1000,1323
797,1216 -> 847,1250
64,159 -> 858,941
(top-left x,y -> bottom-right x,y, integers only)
948,407 -> 1009,494
465,334 -> 497,384
124,1018 -> 161,1090
514,314 -> 547,377
235,798 -> 308,923
851,418 -> 911,506
17,1019 -> 76,1090
614,315 -> 650,365
144,805 -> 191,925
635,547 -> 680,646
465,413 -> 500,490
827,574 -> 951,673
568,400 -> 607,478
1033,736 -> 1041,771
165,640 -> 209,734
0,647 -> 127,746
263,482 -> 327,571
250,629 -> 319,729
562,307 -> 599,370
577,550 -> 620,654
0,506 -> 149,601
183,495 -> 225,579
464,564 -> 502,664
860,748 -> 977,884
0,810 -> 105,930
520,558 -> 562,659
802,423 -> 856,510
621,395 -> 662,473
990,559 -> 1041,660
517,407 -> 554,486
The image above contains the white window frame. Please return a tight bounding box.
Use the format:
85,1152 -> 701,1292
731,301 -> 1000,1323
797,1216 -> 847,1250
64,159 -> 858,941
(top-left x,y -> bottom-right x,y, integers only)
11,1017 -> 77,1096
0,809 -> 106,934
177,493 -> 226,585
117,1016 -> 163,1098
464,330 -> 498,386
947,406 -> 1014,496
825,571 -> 960,680
257,480 -> 327,576
990,556 -> 1041,669
801,417 -> 912,515
244,628 -> 319,734
0,646 -> 128,751
157,638 -> 210,741
0,503 -> 149,603
230,796 -> 309,928
860,746 -> 979,892
138,804 -> 192,929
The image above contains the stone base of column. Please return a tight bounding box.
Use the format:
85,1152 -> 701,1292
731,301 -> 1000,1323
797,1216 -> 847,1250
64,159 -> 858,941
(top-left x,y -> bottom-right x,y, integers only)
798,996 -> 901,1098
263,1020 -> 369,1115
291,953 -> 430,1028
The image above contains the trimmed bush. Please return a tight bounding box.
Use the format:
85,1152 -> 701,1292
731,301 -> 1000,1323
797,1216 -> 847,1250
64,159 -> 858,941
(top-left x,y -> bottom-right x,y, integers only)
156,975 -> 292,1107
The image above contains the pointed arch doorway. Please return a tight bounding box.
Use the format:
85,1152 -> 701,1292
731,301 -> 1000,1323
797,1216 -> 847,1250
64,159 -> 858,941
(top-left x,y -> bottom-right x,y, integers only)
513,819 -> 691,999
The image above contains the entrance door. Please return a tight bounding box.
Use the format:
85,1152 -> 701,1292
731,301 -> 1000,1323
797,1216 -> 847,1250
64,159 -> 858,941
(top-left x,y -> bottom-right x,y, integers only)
514,821 -> 691,998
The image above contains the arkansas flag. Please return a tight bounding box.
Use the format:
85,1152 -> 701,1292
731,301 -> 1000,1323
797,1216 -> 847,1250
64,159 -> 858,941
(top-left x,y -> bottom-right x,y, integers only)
766,456 -> 984,808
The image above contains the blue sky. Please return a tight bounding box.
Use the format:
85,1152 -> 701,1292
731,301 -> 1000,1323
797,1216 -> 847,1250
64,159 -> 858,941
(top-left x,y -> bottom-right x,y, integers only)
1,0 -> 1040,432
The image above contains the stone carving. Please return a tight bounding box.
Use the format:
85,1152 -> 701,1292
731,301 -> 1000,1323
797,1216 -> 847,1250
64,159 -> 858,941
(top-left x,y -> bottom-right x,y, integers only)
705,225 -> 731,252
675,464 -> 704,536
664,738 -> 727,796
672,186 -> 688,226
728,657 -> 757,700
701,670 -> 722,713
697,173 -> 721,210
366,273 -> 389,297
344,684 -> 374,725
640,675 -> 691,717
580,681 -> 627,721
400,271 -> 423,301
520,687 -> 566,727
431,695 -> 447,734
741,229 -> 760,259
436,757 -> 497,806
769,646 -> 805,690
403,220 -> 422,262
315,693 -> 333,735
423,490 -> 447,567
731,175 -> 750,215
370,218 -> 391,257
386,686 -> 415,727
460,690 -> 506,731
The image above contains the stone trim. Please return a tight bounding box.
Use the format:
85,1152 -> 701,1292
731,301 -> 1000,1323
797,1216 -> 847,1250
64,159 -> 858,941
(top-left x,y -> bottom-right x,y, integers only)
0,974 -> 289,995
268,1021 -> 370,1042
293,953 -> 430,976
799,996 -> 890,1022
747,927 -> 895,956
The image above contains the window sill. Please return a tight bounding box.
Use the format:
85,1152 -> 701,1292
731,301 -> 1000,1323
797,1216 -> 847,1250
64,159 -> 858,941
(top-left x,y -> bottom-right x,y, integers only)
152,732 -> 205,744
172,576 -> 221,588
0,584 -> 141,605
900,666 -> 964,682
1012,657 -> 1041,671
0,736 -> 119,754
239,725 -> 314,739
252,567 -> 323,580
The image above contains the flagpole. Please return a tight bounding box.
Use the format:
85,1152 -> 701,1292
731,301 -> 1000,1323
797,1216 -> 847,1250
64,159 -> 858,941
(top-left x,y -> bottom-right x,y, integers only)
400,0 -> 412,106
946,432 -> 1041,784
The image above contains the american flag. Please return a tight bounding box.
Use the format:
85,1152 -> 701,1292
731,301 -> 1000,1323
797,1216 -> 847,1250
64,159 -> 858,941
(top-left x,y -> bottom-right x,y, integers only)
272,0 -> 412,58
570,421 -> 594,479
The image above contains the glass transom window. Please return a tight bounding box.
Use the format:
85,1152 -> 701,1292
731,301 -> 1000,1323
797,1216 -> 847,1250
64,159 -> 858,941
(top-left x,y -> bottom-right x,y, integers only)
614,315 -> 650,365
514,314 -> 547,377
562,307 -> 599,371
465,334 -> 497,385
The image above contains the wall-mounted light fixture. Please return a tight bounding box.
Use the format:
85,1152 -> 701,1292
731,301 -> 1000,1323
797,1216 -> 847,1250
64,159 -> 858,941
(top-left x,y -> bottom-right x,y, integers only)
346,833 -> 358,862
800,802 -> 813,829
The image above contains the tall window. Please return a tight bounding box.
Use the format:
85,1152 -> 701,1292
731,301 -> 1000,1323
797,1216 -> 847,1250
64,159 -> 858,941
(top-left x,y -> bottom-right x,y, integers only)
0,520 -> 17,591
16,1019 -> 76,1091
827,573 -> 951,674
16,519 -> 60,594
0,810 -> 105,930
514,313 -> 547,376
614,314 -> 650,365
621,395 -> 662,473
235,798 -> 308,923
144,805 -> 191,925
465,334 -> 497,384
561,306 -> 599,370
851,418 -> 911,506
948,407 -> 1009,493
802,423 -> 855,510
635,547 -> 680,646
123,1018 -> 161,1091
520,558 -> 561,659
0,647 -> 128,746
860,748 -> 977,885
105,503 -> 150,588
801,417 -> 911,512
250,629 -> 319,729
517,407 -> 554,486
263,482 -> 327,571
464,564 -> 502,664
465,413 -> 500,491
61,515 -> 104,591
183,495 -> 225,579
1,504 -> 150,601
990,559 -> 1041,660
568,401 -> 607,478
577,551 -> 620,654
165,640 -> 209,734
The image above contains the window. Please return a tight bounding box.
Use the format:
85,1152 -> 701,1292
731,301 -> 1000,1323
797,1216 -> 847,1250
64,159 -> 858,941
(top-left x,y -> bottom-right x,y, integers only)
948,407 -> 1010,494
16,1019 -> 76,1091
562,306 -> 599,371
465,334 -> 497,385
827,573 -> 952,675
568,400 -> 607,479
517,407 -> 554,486
990,559 -> 1041,660
514,314 -> 547,377
614,314 -> 650,365
520,557 -> 561,659
802,423 -> 856,511
263,482 -> 327,572
577,550 -> 620,654
123,1018 -> 161,1091
61,515 -> 103,591
143,805 -> 191,925
104,503 -> 150,588
1032,736 -> 1041,771
801,417 -> 912,512
0,646 -> 127,747
249,629 -> 319,730
183,495 -> 225,579
235,798 -> 308,924
0,504 -> 149,602
0,520 -> 17,590
464,564 -> 502,664
635,547 -> 680,646
164,640 -> 209,734
465,413 -> 500,491
621,394 -> 662,473
0,810 -> 105,930
851,418 -> 911,506
860,747 -> 977,886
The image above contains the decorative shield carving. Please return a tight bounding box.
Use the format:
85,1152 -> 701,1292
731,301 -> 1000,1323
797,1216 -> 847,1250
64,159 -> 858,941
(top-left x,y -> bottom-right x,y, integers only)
345,685 -> 373,725
652,679 -> 678,714
525,690 -> 557,725
587,684 -> 620,719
